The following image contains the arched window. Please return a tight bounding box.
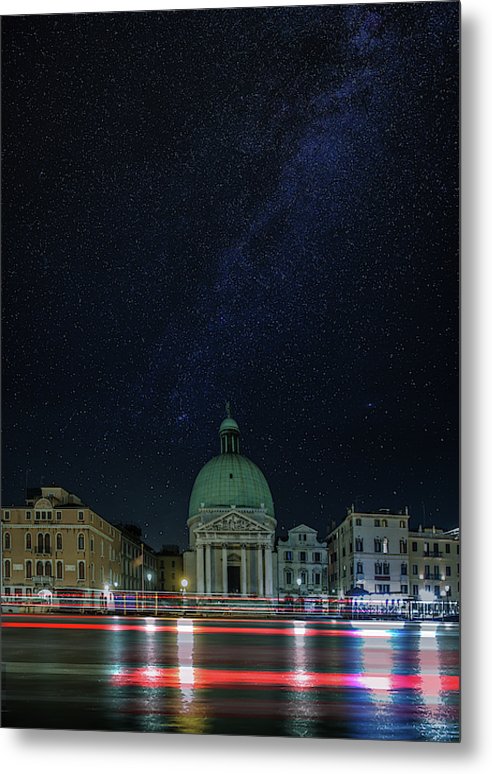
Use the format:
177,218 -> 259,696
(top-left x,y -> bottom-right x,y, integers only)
56,533 -> 63,550
382,519 -> 388,527
26,560 -> 32,579
4,532 -> 11,550
78,533 -> 85,551
4,559 -> 11,578
44,533 -> 51,552
36,560 -> 44,576
37,533 -> 44,553
56,561 -> 63,579
45,561 -> 52,577
78,561 -> 85,580
26,532 -> 32,550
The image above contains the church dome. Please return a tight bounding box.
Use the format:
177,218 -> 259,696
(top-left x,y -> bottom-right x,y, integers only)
188,406 -> 275,519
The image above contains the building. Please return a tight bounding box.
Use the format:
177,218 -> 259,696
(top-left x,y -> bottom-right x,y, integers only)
157,545 -> 183,592
1,486 -> 123,600
326,506 -> 460,602
116,523 -> 158,591
327,506 -> 411,596
276,525 -> 327,597
183,406 -> 276,595
408,526 -> 460,602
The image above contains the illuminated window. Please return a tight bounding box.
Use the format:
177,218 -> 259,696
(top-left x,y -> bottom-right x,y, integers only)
382,538 -> 389,554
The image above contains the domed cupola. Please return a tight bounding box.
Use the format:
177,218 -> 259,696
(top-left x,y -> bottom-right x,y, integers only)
187,404 -> 275,521
219,402 -> 240,454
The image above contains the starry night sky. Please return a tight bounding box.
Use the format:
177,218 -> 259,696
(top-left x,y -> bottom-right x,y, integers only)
1,2 -> 459,550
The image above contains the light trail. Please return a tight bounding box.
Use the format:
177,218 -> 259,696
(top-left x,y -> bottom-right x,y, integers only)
110,665 -> 459,693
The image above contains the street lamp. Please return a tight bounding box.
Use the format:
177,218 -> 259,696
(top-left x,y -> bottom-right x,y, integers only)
146,572 -> 152,590
181,578 -> 188,592
296,577 -> 302,595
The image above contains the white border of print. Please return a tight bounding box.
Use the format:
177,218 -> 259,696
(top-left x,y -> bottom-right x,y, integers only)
1,1 -> 490,773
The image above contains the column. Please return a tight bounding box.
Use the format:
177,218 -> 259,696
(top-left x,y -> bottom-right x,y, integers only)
196,544 -> 204,594
257,545 -> 264,596
205,543 -> 212,593
222,544 -> 228,595
265,547 -> 273,596
241,544 -> 247,595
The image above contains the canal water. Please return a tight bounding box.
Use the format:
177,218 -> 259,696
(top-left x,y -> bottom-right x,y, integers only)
2,615 -> 460,741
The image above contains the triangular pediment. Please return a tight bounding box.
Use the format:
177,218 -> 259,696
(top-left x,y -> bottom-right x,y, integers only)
194,510 -> 271,534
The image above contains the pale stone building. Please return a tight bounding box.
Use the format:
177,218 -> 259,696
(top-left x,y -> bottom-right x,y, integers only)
408,526 -> 460,601
184,408 -> 276,595
327,507 -> 411,596
277,525 -> 327,597
326,507 -> 460,602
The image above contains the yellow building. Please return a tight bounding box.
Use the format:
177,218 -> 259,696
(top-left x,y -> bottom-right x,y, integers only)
1,486 -> 123,602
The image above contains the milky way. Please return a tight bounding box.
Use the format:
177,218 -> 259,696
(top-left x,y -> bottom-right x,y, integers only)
2,3 -> 459,548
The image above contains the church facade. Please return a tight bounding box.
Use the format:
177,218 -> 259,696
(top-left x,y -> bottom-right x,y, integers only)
183,408 -> 276,595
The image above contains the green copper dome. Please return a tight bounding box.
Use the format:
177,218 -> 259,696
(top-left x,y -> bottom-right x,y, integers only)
188,453 -> 275,518
188,407 -> 274,518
